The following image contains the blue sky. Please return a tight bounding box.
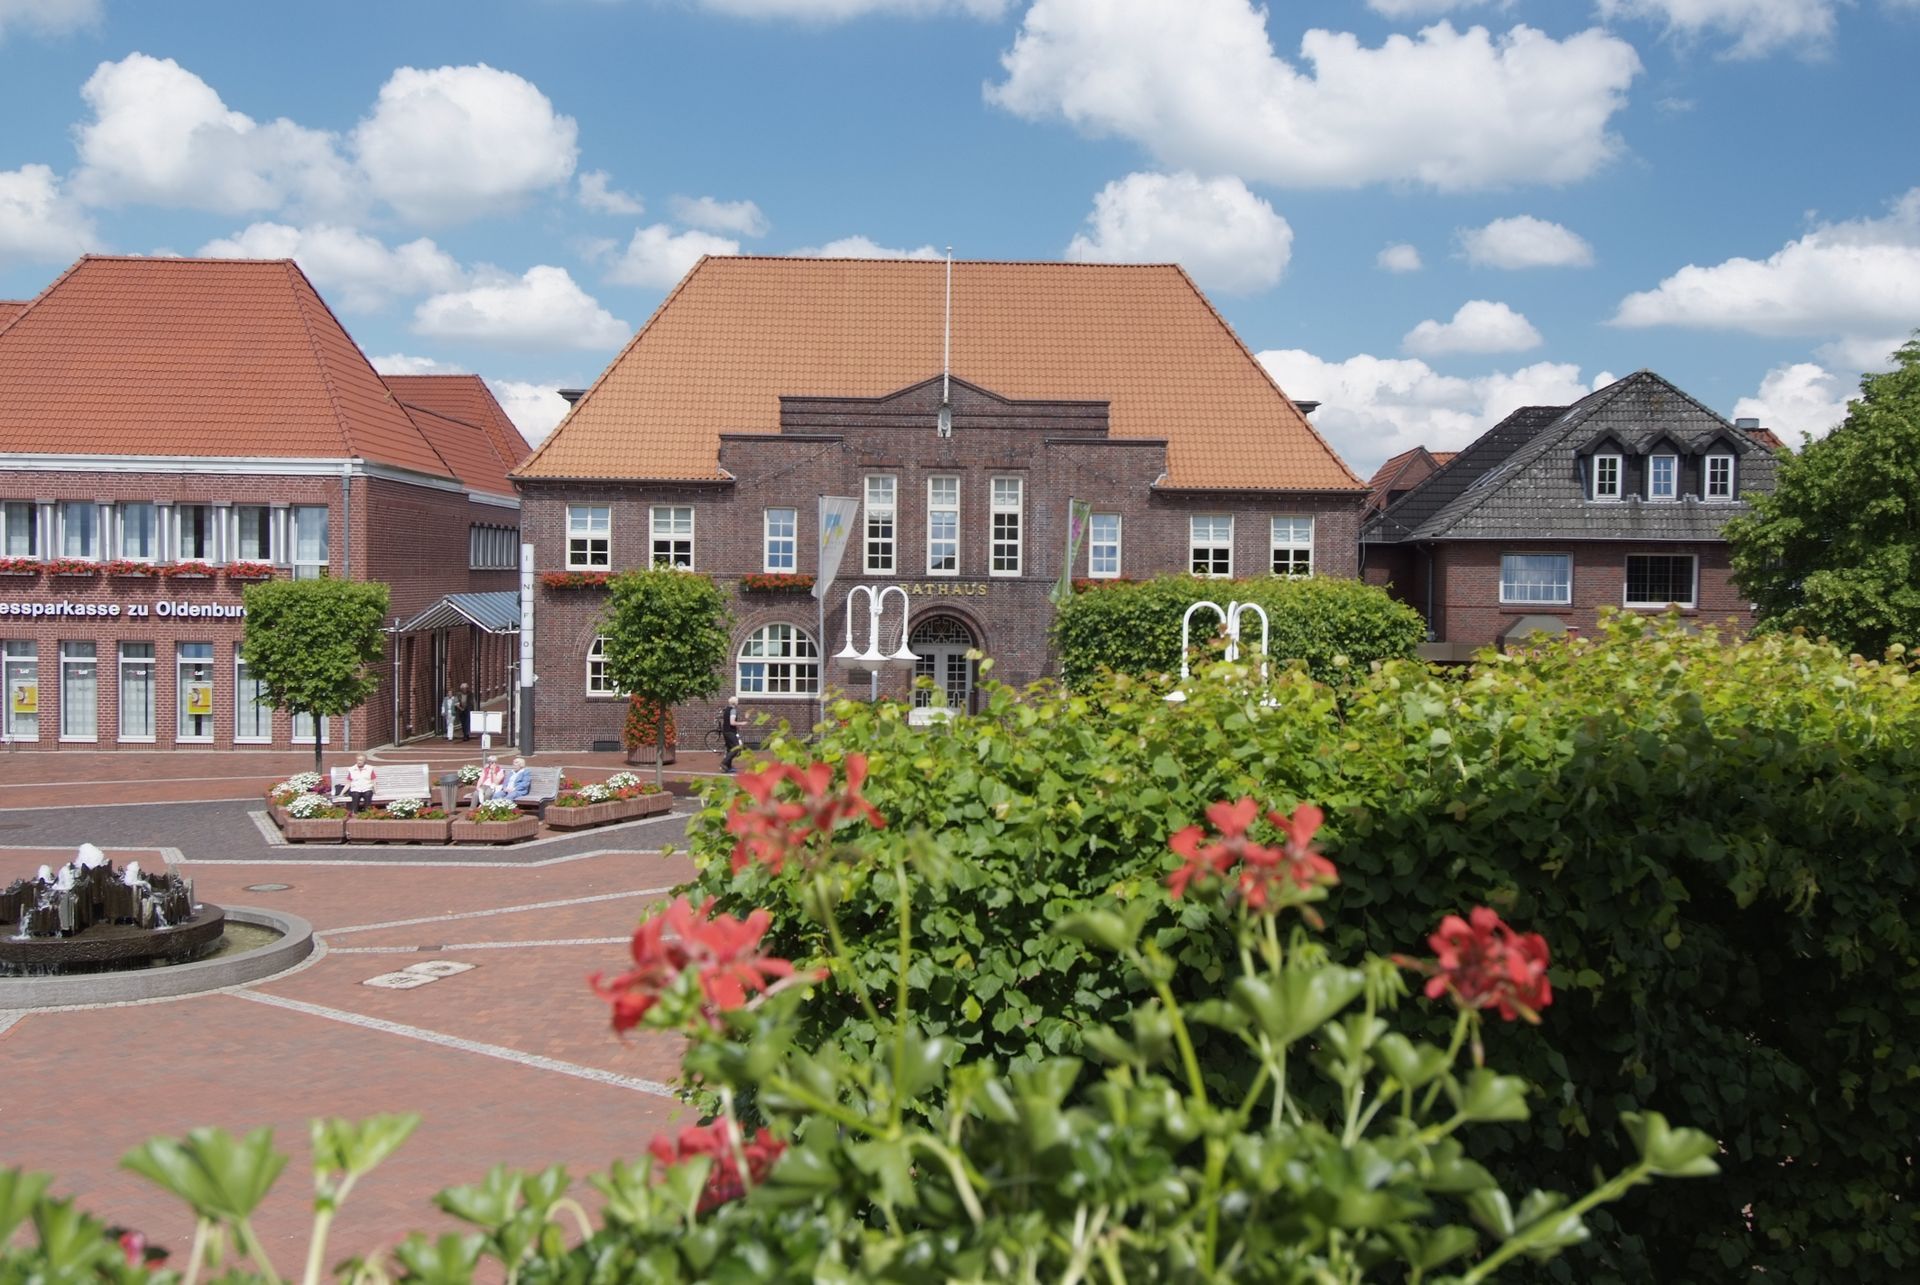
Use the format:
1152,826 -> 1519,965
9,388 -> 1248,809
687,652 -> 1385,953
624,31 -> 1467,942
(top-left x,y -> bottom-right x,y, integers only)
2,0 -> 1916,474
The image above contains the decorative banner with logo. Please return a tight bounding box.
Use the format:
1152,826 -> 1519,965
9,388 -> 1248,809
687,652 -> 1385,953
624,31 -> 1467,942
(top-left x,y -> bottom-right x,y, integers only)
812,496 -> 861,602
1049,499 -> 1093,607
183,682 -> 213,717
9,681 -> 36,715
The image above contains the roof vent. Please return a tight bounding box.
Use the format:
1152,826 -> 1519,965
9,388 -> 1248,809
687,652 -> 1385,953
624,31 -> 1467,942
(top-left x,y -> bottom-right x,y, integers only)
1734,416 -> 1760,430
558,388 -> 587,405
1293,399 -> 1321,415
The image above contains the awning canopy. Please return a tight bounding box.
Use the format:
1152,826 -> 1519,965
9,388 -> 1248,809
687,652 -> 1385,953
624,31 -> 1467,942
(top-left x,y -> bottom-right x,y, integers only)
396,590 -> 521,635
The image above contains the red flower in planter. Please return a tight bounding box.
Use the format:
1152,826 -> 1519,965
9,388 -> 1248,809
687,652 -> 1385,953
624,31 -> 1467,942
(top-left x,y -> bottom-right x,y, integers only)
1408,906 -> 1553,1023
1167,799 -> 1338,912
726,753 -> 886,875
590,896 -> 803,1032
648,1119 -> 786,1213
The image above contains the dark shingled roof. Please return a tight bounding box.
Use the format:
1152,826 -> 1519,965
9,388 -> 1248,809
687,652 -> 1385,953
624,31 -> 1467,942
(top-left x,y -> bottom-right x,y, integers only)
1365,371 -> 1778,543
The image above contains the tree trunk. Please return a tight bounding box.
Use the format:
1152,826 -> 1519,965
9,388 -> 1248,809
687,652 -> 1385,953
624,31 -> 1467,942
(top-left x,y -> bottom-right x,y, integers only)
311,711 -> 323,776
654,720 -> 667,790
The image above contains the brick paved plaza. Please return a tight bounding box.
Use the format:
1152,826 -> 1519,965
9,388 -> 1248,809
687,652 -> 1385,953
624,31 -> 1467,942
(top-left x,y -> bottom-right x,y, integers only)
0,747 -> 726,1267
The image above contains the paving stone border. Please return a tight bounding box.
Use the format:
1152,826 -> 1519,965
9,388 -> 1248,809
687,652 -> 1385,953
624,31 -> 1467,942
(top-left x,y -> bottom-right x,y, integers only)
0,906 -> 315,1010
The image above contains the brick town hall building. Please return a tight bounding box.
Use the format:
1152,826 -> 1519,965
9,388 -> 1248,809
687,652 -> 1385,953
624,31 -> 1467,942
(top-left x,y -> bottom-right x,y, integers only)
514,256 -> 1366,750
0,256 -> 528,752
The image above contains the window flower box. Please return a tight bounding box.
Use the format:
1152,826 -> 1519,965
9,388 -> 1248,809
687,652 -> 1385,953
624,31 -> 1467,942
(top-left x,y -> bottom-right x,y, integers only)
161,561 -> 215,579
0,557 -> 37,575
102,559 -> 161,577
45,558 -> 99,577
282,816 -> 345,843
345,813 -> 452,844
450,814 -> 540,844
226,561 -> 275,581
540,570 -> 613,589
742,572 -> 815,593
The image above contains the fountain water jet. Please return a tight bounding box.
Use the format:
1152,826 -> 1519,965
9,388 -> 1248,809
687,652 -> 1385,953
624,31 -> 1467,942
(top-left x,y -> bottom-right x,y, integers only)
0,845 -> 225,976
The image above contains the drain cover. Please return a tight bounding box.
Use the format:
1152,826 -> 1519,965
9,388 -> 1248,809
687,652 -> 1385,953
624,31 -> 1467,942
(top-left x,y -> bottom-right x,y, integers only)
244,883 -> 293,892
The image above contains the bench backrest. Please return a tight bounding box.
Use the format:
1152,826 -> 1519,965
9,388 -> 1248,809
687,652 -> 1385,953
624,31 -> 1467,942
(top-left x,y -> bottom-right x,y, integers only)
522,766 -> 562,802
329,763 -> 433,802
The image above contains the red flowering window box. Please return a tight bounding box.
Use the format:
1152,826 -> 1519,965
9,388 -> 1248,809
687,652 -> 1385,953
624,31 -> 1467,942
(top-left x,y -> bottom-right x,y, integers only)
102,559 -> 161,577
0,556 -> 39,575
45,558 -> 100,576
541,570 -> 613,588
225,561 -> 275,581
741,572 -> 815,593
161,561 -> 215,579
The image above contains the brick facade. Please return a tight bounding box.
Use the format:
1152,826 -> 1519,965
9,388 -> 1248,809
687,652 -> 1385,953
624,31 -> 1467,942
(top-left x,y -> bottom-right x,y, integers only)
0,466 -> 517,751
522,377 -> 1365,750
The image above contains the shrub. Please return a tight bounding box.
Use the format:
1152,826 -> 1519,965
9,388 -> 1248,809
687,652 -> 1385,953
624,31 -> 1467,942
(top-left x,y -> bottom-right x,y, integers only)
1051,573 -> 1424,687
690,615 -> 1920,1280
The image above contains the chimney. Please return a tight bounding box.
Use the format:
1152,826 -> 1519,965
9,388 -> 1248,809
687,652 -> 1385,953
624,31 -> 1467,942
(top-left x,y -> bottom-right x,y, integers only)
1734,417 -> 1760,430
1293,399 -> 1321,415
558,388 -> 587,406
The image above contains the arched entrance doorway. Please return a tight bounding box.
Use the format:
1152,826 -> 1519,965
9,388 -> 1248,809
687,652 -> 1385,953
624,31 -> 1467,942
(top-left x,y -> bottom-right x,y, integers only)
910,616 -> 975,711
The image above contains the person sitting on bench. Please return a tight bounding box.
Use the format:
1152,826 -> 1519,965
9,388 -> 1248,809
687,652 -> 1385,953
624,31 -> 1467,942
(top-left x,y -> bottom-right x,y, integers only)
503,757 -> 533,802
475,755 -> 507,802
344,755 -> 377,814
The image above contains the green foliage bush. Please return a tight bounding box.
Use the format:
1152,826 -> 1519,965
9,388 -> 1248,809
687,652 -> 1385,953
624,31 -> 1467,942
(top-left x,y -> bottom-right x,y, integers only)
1051,574 -> 1425,687
691,615 -> 1920,1281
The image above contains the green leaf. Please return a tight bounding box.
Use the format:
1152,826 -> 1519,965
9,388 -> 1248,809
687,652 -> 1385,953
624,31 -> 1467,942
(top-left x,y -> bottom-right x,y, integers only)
1467,1187 -> 1516,1238
311,1113 -> 419,1181
121,1125 -> 287,1222
1055,910 -> 1136,955
1229,965 -> 1366,1045
847,1138 -> 918,1210
0,1168 -> 52,1246
1448,1069 -> 1532,1123
1622,1111 -> 1722,1178
1375,1033 -> 1451,1090
391,1231 -> 485,1284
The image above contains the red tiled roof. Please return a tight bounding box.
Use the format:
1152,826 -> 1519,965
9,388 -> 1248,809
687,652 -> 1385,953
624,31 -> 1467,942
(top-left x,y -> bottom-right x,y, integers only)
518,257 -> 1362,491
1431,451 -> 1457,465
0,256 -> 454,479
400,401 -> 517,499
1365,446 -> 1449,513
0,301 -> 27,330
384,373 -> 531,469
1745,427 -> 1785,451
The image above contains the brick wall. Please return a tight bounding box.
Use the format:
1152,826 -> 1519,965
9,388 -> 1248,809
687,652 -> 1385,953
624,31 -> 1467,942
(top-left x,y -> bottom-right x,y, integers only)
522,378 -> 1368,750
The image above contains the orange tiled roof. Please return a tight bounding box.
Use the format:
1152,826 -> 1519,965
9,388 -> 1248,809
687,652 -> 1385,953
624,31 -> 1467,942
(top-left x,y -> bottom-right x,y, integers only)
517,258 -> 1361,491
384,373 -> 532,469
1431,451 -> 1456,465
400,401 -> 517,499
0,301 -> 26,330
0,256 -> 453,479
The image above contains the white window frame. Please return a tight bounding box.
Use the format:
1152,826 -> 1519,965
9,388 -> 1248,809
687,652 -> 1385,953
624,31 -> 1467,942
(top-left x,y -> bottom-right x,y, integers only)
233,505 -> 272,563
586,635 -> 623,697
1704,453 -> 1734,501
927,476 -> 959,576
5,640 -> 39,742
1190,515 -> 1233,578
1592,454 -> 1622,500
1270,516 -> 1313,578
59,641 -> 97,743
57,501 -> 99,561
234,650 -> 272,744
1499,553 -> 1572,606
174,503 -> 219,563
1624,553 -> 1697,608
736,623 -> 821,697
990,476 -> 1023,577
566,504 -> 611,570
2,502 -> 36,558
864,475 -> 897,575
119,502 -> 159,562
290,505 -> 329,579
764,507 -> 798,574
176,642 -> 215,743
650,505 -> 695,569
119,642 -> 156,743
1088,513 -> 1121,579
1648,454 -> 1678,502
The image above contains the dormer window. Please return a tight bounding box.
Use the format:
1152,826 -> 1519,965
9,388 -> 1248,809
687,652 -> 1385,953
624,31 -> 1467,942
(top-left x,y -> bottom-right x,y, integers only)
1649,454 -> 1677,501
1705,453 -> 1734,500
1592,453 -> 1622,499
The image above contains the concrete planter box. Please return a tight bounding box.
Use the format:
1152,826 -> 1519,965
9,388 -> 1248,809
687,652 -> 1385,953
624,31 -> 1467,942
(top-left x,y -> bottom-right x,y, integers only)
345,817 -> 451,844
450,815 -> 540,844
544,799 -> 624,829
281,816 -> 345,843
267,803 -> 291,827
625,744 -> 677,766
619,791 -> 673,820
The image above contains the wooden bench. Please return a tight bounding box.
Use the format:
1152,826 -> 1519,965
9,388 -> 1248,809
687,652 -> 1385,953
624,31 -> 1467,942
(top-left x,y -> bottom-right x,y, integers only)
329,763 -> 432,804
466,766 -> 563,812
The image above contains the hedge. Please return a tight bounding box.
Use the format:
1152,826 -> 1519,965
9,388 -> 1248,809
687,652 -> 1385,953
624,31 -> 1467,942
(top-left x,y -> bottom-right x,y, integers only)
691,615 -> 1920,1281
1051,573 -> 1425,687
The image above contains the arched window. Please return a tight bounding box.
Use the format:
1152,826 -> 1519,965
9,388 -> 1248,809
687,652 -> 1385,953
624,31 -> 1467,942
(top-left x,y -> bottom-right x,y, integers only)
737,624 -> 819,696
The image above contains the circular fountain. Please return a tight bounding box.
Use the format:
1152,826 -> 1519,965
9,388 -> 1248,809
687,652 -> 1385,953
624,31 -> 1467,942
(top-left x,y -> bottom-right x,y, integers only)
0,845 -> 226,976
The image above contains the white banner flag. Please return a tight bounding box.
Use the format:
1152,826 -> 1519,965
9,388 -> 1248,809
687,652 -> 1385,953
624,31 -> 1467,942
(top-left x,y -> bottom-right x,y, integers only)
813,496 -> 860,601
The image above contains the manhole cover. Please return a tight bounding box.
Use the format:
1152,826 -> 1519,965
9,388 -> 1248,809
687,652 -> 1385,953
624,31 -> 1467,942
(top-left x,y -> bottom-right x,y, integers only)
244,883 -> 293,892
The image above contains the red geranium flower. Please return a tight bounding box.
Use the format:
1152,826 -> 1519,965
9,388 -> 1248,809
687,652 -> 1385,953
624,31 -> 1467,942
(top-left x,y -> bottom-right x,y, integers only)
589,896 -> 803,1033
1167,798 -> 1338,913
1410,906 -> 1553,1023
726,754 -> 886,875
649,1119 -> 786,1213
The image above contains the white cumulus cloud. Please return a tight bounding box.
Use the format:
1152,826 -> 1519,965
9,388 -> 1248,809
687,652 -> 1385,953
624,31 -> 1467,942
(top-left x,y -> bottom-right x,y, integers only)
694,0 -> 1009,18
1613,188 -> 1920,342
1458,215 -> 1594,268
413,266 -> 629,351
605,224 -> 741,288
1259,347 -> 1599,474
197,222 -> 464,312
1596,0 -> 1835,60
670,195 -> 770,237
789,235 -> 944,259
488,379 -> 573,445
988,2 -> 1640,190
1732,362 -> 1851,442
0,164 -> 100,265
0,0 -> 98,40
1368,1 -> 1498,14
373,353 -> 467,376
1064,171 -> 1292,294
71,53 -> 356,215
1403,300 -> 1543,356
353,64 -> 578,224
578,170 -> 644,216
1377,242 -> 1423,272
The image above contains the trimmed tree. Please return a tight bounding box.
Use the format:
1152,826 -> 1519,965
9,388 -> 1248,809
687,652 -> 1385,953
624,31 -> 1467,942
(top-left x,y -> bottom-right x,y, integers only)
240,579 -> 391,774
1727,337 -> 1920,655
600,568 -> 732,786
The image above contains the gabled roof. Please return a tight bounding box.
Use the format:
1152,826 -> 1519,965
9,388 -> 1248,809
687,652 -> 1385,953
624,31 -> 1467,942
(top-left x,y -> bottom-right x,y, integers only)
399,402 -> 517,499
0,256 -> 454,479
1365,445 -> 1449,514
1366,371 -> 1779,543
516,257 -> 1362,492
383,373 -> 531,468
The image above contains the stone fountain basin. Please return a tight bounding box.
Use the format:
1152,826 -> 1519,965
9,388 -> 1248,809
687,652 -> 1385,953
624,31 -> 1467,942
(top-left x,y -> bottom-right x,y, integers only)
0,908 -> 314,1009
0,905 -> 227,974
